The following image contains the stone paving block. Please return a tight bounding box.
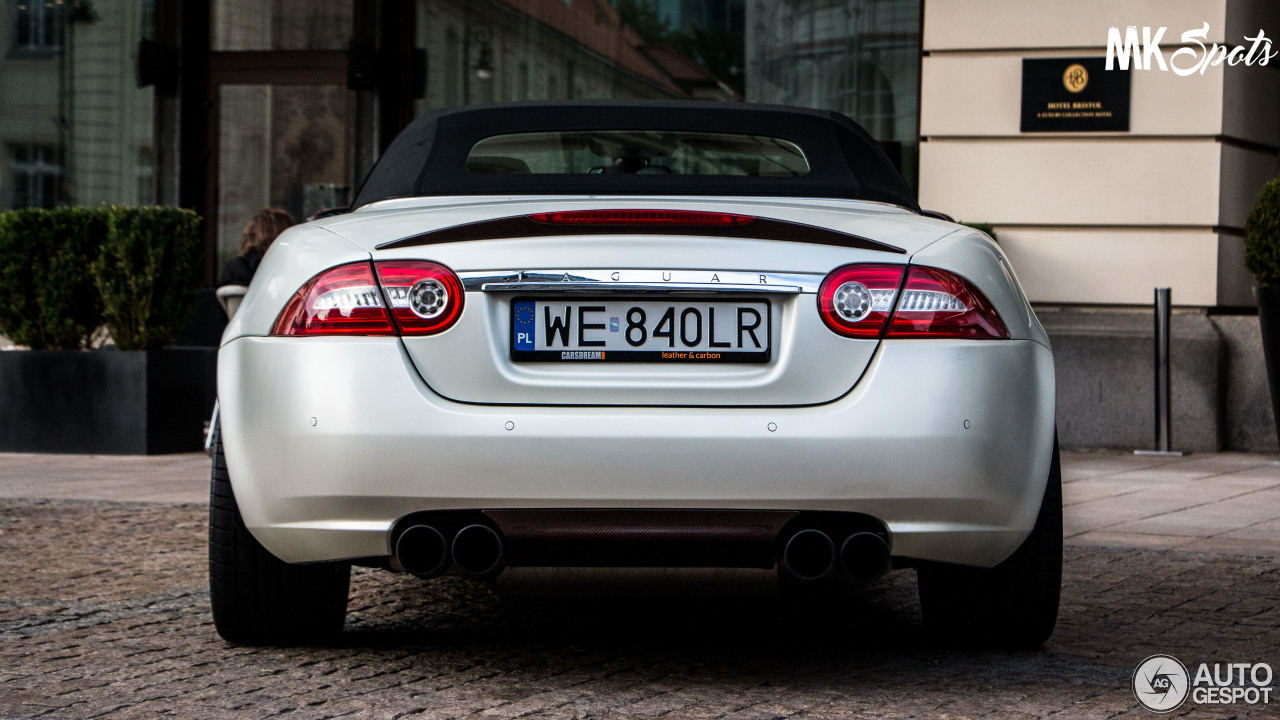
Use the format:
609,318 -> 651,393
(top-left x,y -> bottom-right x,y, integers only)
0,491 -> 1279,719
1059,453 -> 1174,480
1179,535 -> 1280,558
1110,490 -> 1280,537
1060,478 -> 1144,506
1062,482 -> 1273,537
1064,531 -> 1197,552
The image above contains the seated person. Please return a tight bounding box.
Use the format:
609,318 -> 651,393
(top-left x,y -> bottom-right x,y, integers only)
219,208 -> 295,287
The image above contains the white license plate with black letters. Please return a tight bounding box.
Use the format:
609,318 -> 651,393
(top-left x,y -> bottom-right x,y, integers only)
511,299 -> 771,362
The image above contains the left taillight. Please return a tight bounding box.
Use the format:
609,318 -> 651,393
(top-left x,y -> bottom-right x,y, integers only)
271,261 -> 464,337
374,260 -> 465,336
271,262 -> 395,336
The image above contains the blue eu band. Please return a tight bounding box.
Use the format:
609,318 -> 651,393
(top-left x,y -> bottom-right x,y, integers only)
513,300 -> 536,351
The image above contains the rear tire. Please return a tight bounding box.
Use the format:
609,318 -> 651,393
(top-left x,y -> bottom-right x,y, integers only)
208,428 -> 350,645
916,434 -> 1062,649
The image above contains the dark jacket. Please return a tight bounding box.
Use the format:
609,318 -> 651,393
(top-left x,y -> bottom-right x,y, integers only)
218,249 -> 263,288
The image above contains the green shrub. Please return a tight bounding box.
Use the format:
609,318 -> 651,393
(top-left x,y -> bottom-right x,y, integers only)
94,207 -> 203,351
962,222 -> 999,244
1246,176 -> 1280,285
0,207 -> 107,349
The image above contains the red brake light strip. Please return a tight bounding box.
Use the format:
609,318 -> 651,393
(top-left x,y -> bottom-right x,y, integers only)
528,210 -> 754,226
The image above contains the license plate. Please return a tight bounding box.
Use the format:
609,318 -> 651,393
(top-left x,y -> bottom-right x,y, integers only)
511,298 -> 771,363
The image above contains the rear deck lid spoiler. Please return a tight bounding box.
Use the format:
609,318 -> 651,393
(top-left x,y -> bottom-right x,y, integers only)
374,212 -> 906,254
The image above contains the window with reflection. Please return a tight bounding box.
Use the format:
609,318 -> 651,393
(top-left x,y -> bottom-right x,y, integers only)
8,144 -> 64,209
212,0 -> 351,51
13,0 -> 65,53
467,130 -> 810,177
411,0 -> 919,187
746,0 -> 920,185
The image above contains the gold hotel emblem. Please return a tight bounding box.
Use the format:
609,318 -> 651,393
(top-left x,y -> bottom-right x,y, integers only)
1062,63 -> 1089,93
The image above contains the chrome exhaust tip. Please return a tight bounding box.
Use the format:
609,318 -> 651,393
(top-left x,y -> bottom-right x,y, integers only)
840,532 -> 891,580
451,524 -> 505,578
781,529 -> 836,581
395,524 -> 449,578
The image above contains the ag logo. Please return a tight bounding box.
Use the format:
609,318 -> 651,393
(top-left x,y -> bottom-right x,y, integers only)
1063,63 -> 1089,93
1133,654 -> 1190,712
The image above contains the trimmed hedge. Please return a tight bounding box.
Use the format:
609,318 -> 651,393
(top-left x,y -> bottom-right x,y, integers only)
0,208 -> 106,350
0,206 -> 203,351
1246,176 -> 1280,286
94,207 -> 203,351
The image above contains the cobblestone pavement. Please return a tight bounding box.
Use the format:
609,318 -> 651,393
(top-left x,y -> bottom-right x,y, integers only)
0,497 -> 1277,719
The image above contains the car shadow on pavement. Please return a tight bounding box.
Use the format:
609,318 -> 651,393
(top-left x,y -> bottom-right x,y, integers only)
328,567 -> 1077,709
341,568 -> 929,652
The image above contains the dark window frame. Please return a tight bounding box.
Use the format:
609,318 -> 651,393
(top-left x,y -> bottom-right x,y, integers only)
9,0 -> 64,56
7,143 -> 65,209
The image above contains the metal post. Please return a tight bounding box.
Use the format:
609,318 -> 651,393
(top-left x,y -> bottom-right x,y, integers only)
1136,288 -> 1186,456
1154,287 -> 1172,451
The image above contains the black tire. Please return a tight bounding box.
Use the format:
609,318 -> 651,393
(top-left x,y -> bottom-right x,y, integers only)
917,434 -> 1062,649
208,428 -> 350,645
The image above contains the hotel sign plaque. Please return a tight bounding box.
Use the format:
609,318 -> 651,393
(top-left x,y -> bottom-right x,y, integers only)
1021,57 -> 1131,132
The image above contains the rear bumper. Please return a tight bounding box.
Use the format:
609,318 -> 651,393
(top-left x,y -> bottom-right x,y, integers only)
218,336 -> 1055,567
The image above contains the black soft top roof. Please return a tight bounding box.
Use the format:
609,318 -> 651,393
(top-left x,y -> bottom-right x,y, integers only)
351,100 -> 920,212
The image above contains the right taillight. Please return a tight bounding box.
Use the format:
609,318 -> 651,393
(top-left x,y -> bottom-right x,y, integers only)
817,264 -> 906,338
888,266 -> 1008,339
818,264 -> 1008,340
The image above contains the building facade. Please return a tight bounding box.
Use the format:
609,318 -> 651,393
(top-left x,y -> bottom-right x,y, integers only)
920,0 -> 1280,310
1,0 -> 1278,449
916,0 -> 1280,452
0,0 -> 154,211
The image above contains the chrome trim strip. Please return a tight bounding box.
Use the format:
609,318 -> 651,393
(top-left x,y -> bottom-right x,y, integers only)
459,269 -> 823,293
480,281 -> 802,295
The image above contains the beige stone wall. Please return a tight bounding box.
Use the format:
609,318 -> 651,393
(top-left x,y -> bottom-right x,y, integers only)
919,0 -> 1280,307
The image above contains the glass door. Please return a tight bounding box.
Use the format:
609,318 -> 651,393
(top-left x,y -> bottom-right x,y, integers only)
215,84 -> 352,272
207,0 -> 354,276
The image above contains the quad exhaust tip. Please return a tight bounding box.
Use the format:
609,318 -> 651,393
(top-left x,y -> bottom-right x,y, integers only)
781,529 -> 836,581
451,524 -> 505,578
840,532 -> 891,580
395,524 -> 449,578
781,529 -> 890,582
400,520 -> 882,583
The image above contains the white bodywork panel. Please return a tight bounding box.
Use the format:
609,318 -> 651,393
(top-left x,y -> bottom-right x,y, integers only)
219,336 -> 1054,567
218,195 -> 1055,569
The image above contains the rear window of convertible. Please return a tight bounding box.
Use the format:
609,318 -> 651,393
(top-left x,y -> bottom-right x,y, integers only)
466,131 -> 810,178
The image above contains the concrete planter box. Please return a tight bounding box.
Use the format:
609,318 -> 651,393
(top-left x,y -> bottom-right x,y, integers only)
1042,308 -> 1278,453
0,348 -> 216,454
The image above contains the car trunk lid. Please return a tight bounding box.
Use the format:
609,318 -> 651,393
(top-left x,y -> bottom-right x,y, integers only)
319,197 -> 958,407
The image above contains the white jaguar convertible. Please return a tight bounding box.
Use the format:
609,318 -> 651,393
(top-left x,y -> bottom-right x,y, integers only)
210,101 -> 1059,648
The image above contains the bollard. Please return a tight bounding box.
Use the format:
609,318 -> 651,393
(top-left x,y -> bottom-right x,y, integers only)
1136,288 -> 1186,456
1155,287 -> 1172,451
